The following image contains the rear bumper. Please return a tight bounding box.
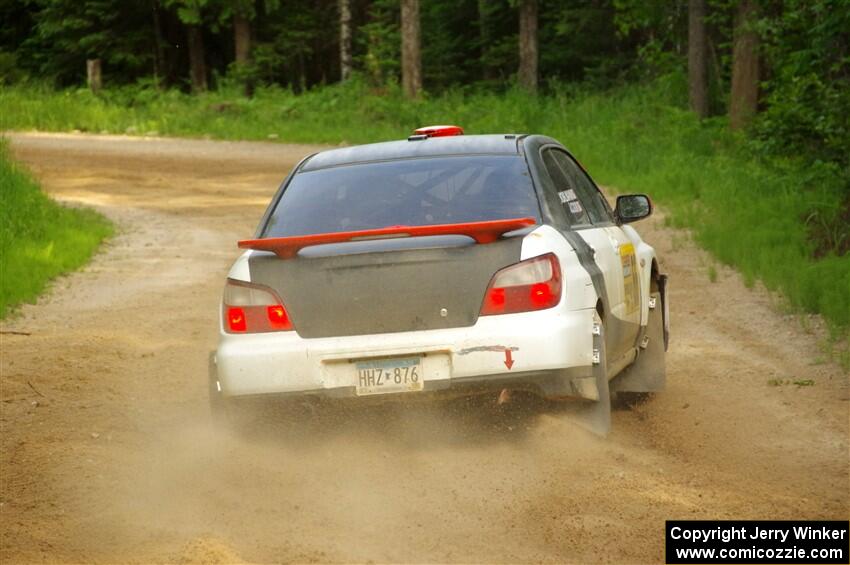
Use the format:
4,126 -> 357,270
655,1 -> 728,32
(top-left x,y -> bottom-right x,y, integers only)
215,307 -> 598,400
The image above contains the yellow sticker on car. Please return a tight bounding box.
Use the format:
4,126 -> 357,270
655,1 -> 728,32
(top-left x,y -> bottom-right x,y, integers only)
620,243 -> 640,314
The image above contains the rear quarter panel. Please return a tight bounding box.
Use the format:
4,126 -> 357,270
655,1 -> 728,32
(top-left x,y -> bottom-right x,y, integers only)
521,224 -> 599,313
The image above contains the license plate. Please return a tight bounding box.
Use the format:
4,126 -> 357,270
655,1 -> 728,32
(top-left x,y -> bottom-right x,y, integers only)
354,356 -> 424,396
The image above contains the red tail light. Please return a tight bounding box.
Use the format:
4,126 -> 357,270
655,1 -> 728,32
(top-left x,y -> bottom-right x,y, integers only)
227,307 -> 248,332
223,279 -> 294,333
480,253 -> 562,316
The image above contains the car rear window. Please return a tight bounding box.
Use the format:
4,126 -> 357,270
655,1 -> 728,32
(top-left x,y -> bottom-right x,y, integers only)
262,156 -> 541,237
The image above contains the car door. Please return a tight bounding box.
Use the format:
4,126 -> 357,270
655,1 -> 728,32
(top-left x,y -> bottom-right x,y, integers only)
558,154 -> 642,329
540,148 -> 640,361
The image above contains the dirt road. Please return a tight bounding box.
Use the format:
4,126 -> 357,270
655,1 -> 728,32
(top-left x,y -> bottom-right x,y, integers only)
1,133 -> 847,564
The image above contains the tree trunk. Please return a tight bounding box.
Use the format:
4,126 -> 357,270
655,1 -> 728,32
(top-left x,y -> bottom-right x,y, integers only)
400,0 -> 422,98
234,14 -> 251,66
233,12 -> 253,96
708,36 -> 725,95
729,0 -> 760,130
518,0 -> 538,93
86,59 -> 102,94
151,0 -> 165,88
187,24 -> 208,93
478,0 -> 493,81
688,0 -> 709,118
339,0 -> 352,81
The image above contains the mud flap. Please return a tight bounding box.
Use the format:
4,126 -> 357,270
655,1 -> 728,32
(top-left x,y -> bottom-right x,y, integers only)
560,311 -> 611,436
659,274 -> 669,351
611,289 -> 666,394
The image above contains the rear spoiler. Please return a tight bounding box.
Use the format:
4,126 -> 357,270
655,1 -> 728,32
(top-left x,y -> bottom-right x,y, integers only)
238,217 -> 537,260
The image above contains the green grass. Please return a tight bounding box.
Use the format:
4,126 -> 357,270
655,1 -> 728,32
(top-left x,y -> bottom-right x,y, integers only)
0,139 -> 113,318
1,75 -> 848,330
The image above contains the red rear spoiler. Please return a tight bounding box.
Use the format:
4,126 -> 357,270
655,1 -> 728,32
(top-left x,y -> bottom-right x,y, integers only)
238,217 -> 537,259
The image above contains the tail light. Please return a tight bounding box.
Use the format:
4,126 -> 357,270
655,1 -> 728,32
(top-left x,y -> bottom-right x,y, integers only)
222,278 -> 294,333
480,253 -> 562,316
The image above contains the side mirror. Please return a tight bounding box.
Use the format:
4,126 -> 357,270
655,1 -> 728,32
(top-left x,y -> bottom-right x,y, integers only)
615,194 -> 652,224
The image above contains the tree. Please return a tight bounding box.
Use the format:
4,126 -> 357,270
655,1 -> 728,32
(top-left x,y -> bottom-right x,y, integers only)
400,0 -> 422,97
518,0 -> 537,92
729,0 -> 759,129
186,23 -> 208,92
232,1 -> 254,96
477,0 -> 492,80
688,0 -> 709,118
164,0 -> 209,92
86,58 -> 102,93
151,0 -> 167,87
339,0 -> 352,81
233,13 -> 251,66
420,0 -> 483,88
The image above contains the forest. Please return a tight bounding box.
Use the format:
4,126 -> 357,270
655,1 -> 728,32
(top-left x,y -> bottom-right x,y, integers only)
0,0 -> 848,332
0,1 -> 846,159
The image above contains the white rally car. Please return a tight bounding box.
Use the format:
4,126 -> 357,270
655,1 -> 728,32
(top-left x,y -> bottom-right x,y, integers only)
210,126 -> 668,433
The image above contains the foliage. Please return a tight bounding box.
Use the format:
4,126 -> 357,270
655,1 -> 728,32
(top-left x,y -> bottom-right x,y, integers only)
251,0 -> 337,91
749,0 -> 850,261
544,2 -> 634,85
2,0 -> 847,169
1,75 -> 847,328
753,0 -> 850,175
0,51 -> 25,84
13,0 -> 157,86
357,0 -> 400,85
420,0 -> 483,88
1,0 -> 685,90
0,139 -> 113,318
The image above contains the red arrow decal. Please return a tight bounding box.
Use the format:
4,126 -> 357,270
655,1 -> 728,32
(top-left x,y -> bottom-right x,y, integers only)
504,348 -> 514,370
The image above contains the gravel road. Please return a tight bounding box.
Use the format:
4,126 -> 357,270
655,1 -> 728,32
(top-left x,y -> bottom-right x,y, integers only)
1,132 -> 847,563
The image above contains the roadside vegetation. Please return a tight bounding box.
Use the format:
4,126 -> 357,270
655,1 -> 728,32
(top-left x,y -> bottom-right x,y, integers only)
1,75 -> 848,332
1,0 -> 847,336
0,140 -> 113,318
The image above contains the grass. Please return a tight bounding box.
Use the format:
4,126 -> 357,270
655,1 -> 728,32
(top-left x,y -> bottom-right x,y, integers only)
1,74 -> 848,331
0,139 -> 113,318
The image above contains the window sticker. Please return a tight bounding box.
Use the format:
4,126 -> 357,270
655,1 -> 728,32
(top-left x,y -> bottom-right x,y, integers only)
568,200 -> 583,214
558,189 -> 577,203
